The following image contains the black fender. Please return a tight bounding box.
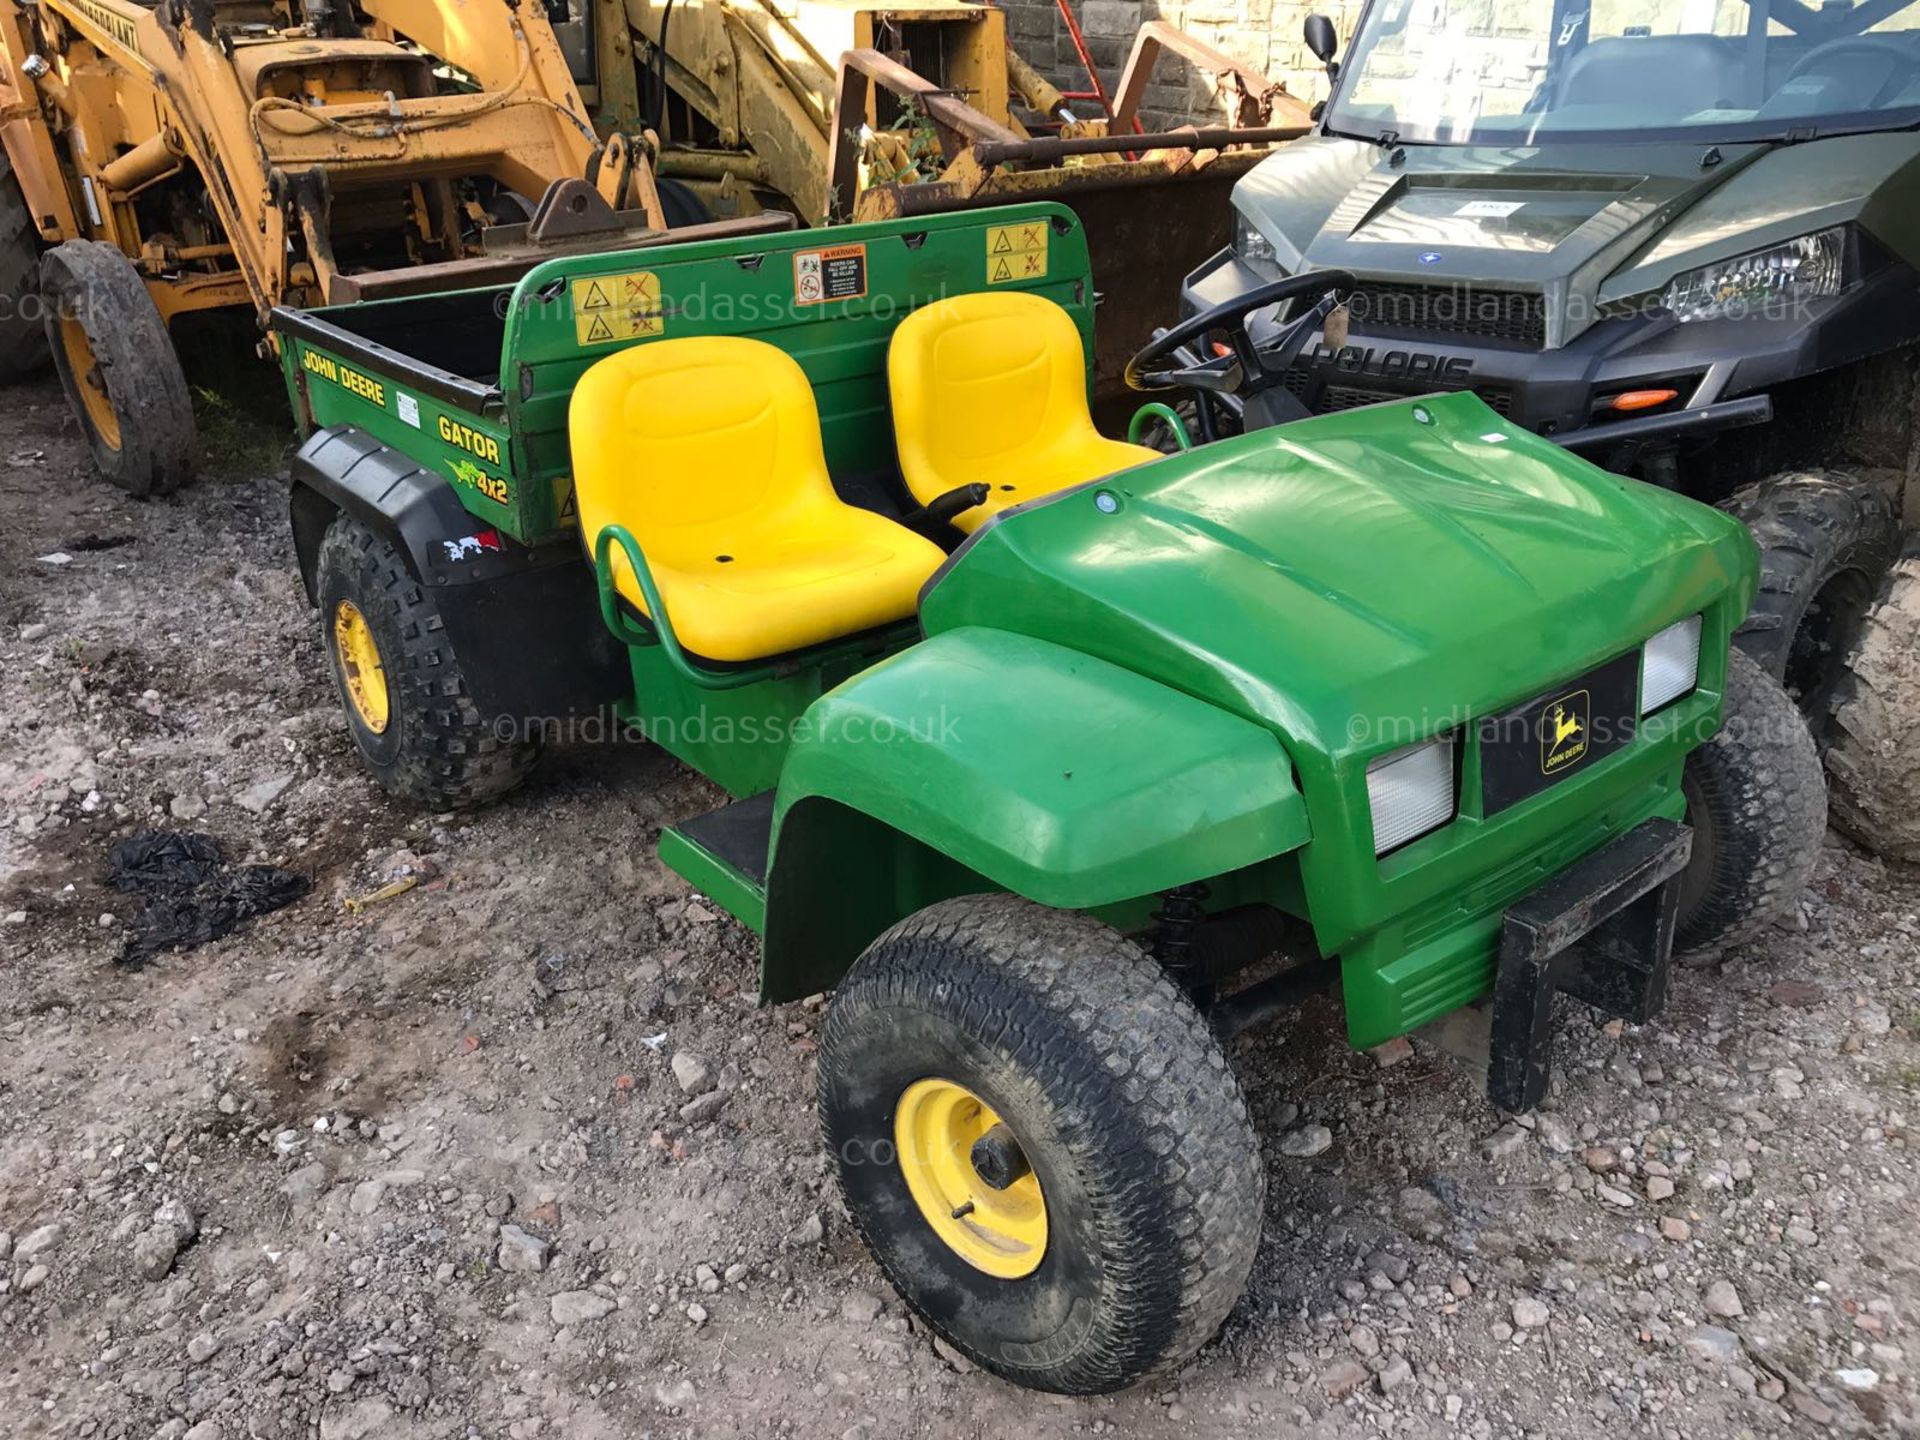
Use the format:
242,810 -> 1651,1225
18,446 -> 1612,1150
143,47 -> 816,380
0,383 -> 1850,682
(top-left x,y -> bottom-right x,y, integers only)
289,425 -> 627,720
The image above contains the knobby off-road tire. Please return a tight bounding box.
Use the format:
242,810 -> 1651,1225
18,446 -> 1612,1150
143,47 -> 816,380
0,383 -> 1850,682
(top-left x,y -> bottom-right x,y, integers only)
1720,470 -> 1900,729
820,894 -> 1264,1394
314,514 -> 541,810
1676,648 -> 1826,955
39,239 -> 196,495
1825,540 -> 1920,861
0,152 -> 47,380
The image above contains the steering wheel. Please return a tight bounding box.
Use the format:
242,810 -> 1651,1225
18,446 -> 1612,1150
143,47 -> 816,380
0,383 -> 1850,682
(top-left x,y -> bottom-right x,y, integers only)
1774,38 -> 1911,107
1125,270 -> 1357,398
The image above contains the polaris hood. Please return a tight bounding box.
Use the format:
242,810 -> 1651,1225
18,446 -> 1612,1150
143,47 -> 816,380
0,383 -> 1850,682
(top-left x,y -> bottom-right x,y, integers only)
1232,132 -> 1919,345
919,393 -> 1757,761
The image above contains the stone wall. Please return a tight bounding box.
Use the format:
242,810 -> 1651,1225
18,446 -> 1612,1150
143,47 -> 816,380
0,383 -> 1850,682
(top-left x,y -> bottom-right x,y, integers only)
999,0 -> 1361,132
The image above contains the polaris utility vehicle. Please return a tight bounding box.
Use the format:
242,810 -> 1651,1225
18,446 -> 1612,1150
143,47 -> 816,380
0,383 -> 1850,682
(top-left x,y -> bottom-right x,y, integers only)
1180,0 -> 1918,850
274,203 -> 1820,1392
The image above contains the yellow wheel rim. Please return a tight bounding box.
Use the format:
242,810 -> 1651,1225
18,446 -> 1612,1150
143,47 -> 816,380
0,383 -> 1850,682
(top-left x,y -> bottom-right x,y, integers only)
894,1078 -> 1048,1279
57,315 -> 120,451
332,600 -> 391,735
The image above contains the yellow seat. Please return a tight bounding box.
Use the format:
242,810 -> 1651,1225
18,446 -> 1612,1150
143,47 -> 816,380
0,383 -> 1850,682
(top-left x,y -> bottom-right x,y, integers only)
888,291 -> 1160,533
570,336 -> 946,664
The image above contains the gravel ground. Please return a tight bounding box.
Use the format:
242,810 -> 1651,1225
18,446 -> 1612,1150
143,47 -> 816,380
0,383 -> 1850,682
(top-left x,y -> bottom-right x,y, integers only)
3,378 -> 1919,1439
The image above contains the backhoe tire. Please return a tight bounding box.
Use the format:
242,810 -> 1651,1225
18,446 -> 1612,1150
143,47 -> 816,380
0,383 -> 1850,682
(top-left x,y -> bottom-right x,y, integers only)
39,239 -> 196,496
0,151 -> 47,380
314,514 -> 541,810
1824,540 -> 1920,861
1675,648 -> 1826,956
820,894 -> 1264,1395
1720,470 -> 1900,730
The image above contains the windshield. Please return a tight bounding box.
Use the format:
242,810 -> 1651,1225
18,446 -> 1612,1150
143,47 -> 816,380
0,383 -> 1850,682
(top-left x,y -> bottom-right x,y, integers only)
1327,0 -> 1920,145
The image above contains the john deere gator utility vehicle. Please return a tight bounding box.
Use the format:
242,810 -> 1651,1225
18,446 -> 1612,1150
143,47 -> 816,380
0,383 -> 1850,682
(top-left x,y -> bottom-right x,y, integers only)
1179,0 -> 1920,854
0,0 -> 769,495
271,201 -> 1820,1392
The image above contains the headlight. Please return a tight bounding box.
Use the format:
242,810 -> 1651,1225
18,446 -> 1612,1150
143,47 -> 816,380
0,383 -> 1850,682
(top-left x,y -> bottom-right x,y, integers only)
1641,614 -> 1702,716
1663,227 -> 1845,324
1366,735 -> 1456,855
1232,211 -> 1283,278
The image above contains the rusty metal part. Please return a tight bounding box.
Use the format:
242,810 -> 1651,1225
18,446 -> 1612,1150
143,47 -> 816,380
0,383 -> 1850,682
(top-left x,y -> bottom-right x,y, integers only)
969,124 -> 1308,167
1110,21 -> 1308,135
1005,47 -> 1068,123
326,210 -> 796,302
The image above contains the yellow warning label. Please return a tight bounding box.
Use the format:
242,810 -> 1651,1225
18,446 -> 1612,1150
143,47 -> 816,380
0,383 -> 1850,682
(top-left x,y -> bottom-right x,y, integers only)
986,222 -> 1048,284
571,271 -> 664,345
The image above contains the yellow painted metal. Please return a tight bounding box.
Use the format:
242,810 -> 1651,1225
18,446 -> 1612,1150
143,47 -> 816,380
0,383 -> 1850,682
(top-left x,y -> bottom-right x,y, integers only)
893,1077 -> 1048,1280
57,312 -> 118,449
0,0 -> 665,352
332,600 -> 392,735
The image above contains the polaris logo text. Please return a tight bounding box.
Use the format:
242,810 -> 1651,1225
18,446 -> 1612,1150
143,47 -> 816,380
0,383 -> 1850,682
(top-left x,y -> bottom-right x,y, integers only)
1312,344 -> 1473,385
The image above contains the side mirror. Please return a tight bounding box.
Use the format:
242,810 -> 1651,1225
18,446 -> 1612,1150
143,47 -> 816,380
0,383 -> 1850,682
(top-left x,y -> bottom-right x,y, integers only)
1304,13 -> 1339,69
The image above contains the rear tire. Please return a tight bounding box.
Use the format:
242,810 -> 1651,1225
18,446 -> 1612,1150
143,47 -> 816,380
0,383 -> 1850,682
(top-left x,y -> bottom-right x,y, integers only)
39,239 -> 196,495
1824,540 -> 1920,861
0,151 -> 47,380
1675,648 -> 1826,955
819,894 -> 1263,1394
1720,470 -> 1900,729
315,514 -> 541,809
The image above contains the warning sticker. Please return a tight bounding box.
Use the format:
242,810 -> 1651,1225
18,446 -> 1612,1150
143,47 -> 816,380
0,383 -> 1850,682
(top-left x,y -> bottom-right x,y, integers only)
986,221 -> 1049,285
571,270 -> 664,346
793,243 -> 867,306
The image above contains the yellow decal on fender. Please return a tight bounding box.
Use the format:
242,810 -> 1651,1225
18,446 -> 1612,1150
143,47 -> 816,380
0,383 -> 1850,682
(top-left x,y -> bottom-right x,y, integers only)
301,349 -> 386,407
571,271 -> 663,345
986,221 -> 1048,285
436,415 -> 503,465
449,457 -> 510,506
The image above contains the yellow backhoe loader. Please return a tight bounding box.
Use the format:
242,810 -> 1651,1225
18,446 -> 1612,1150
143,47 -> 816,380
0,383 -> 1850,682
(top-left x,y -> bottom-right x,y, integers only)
619,2 -> 1313,403
0,0 -> 773,493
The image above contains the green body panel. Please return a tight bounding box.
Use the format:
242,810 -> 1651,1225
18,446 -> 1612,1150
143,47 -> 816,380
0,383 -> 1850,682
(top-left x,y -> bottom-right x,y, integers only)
619,635 -> 909,798
769,624 -> 1311,904
281,336 -> 522,531
657,827 -> 768,936
911,391 -> 1756,1043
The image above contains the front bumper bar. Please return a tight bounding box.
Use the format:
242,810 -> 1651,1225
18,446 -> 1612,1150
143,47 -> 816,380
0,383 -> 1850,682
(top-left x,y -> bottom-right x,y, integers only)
1488,817 -> 1692,1112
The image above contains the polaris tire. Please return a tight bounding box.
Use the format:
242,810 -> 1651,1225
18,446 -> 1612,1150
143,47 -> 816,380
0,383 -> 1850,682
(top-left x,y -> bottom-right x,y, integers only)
1825,540 -> 1920,861
1720,470 -> 1900,729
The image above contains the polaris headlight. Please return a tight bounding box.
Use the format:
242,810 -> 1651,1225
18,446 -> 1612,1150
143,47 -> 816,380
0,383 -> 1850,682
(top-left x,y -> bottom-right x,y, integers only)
1366,734 -> 1456,855
1663,227 -> 1845,324
1640,614 -> 1702,716
1231,210 -> 1283,279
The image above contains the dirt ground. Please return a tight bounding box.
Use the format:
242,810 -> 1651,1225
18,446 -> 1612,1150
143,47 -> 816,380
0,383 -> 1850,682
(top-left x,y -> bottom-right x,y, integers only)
3,376 -> 1919,1440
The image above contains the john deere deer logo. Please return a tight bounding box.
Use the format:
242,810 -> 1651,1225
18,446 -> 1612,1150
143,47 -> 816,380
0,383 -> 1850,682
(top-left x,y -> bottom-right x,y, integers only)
1541,690 -> 1590,775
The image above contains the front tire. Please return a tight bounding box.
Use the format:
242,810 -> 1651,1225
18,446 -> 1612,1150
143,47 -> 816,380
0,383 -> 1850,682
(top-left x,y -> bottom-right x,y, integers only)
39,239 -> 196,495
314,514 -> 540,809
1676,648 -> 1826,955
819,895 -> 1264,1395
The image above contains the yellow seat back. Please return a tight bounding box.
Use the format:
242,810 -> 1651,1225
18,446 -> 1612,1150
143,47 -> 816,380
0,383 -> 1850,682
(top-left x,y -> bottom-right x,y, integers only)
570,334 -> 835,558
889,291 -> 1157,530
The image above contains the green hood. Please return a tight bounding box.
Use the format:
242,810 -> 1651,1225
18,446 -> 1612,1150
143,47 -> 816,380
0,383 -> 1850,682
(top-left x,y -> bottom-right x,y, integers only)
920,392 -> 1757,764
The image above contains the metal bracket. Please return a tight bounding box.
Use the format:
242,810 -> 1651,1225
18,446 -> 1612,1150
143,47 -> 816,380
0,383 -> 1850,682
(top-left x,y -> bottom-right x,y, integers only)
1488,817 -> 1692,1113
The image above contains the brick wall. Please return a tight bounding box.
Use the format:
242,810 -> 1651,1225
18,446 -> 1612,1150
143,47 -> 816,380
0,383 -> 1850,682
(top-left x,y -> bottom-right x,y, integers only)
1000,0 -> 1361,132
